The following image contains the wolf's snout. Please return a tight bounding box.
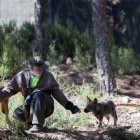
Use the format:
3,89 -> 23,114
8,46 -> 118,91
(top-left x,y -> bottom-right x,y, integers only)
84,108 -> 88,113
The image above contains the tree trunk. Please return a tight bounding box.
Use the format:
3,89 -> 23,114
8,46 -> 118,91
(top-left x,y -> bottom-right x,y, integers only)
91,0 -> 116,96
34,0 -> 52,60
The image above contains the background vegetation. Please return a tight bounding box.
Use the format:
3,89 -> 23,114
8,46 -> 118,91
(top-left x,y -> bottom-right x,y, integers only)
0,21 -> 140,79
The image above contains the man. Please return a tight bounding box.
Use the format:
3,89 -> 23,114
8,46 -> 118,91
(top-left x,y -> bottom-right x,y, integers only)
0,56 -> 80,132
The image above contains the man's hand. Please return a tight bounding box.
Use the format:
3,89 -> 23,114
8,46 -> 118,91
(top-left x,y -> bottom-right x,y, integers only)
70,105 -> 81,114
65,101 -> 81,114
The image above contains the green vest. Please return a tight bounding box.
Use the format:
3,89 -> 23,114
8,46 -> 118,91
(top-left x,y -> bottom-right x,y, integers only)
29,74 -> 41,88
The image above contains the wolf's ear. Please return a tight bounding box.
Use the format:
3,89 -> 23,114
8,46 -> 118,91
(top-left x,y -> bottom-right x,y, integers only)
87,96 -> 92,102
93,98 -> 98,104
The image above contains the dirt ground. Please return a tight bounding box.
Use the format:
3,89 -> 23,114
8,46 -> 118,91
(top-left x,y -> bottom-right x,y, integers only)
0,68 -> 140,140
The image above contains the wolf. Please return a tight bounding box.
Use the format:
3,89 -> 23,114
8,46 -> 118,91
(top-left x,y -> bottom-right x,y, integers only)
84,97 -> 117,129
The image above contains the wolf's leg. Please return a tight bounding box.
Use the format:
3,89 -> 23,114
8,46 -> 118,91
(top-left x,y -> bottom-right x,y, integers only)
6,114 -> 12,128
112,110 -> 117,126
3,102 -> 12,128
106,116 -> 110,125
98,115 -> 103,129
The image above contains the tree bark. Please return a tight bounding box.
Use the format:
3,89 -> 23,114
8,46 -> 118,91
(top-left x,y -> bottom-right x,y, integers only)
34,0 -> 52,60
91,0 -> 116,95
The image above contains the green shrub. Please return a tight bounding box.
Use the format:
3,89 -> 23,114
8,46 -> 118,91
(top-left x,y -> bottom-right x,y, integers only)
0,21 -> 35,78
0,43 -> 25,78
111,45 -> 140,75
16,22 -> 35,57
47,21 -> 94,66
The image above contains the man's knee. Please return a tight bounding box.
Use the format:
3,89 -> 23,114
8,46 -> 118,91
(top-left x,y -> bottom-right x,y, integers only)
33,91 -> 54,104
13,106 -> 26,121
33,91 -> 46,101
33,92 -> 54,117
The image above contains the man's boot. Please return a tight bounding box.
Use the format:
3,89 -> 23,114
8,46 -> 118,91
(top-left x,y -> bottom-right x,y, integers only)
28,124 -> 43,133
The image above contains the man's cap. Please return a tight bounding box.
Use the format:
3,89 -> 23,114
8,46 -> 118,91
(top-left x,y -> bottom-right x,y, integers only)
28,56 -> 45,67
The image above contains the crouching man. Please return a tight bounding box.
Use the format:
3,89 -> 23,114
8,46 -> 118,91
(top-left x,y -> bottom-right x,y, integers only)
0,56 -> 80,133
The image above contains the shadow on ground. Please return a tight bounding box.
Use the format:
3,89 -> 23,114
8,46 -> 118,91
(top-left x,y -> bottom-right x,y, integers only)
0,126 -> 139,140
27,126 -> 139,140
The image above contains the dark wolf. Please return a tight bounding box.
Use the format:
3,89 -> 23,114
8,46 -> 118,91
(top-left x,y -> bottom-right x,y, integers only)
84,97 -> 117,129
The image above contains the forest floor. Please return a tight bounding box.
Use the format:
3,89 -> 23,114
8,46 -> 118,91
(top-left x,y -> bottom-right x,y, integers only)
0,65 -> 140,140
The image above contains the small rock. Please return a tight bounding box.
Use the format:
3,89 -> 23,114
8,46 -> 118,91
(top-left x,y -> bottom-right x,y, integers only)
66,57 -> 72,65
122,96 -> 130,103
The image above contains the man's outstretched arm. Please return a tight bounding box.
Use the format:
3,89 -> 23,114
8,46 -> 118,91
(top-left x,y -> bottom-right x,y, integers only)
51,85 -> 80,114
50,73 -> 80,114
0,73 -> 20,101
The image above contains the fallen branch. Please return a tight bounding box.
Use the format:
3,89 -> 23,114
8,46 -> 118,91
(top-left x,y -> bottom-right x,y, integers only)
115,103 -> 140,107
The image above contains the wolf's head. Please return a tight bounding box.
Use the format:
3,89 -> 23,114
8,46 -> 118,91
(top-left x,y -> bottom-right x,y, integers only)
84,97 -> 98,113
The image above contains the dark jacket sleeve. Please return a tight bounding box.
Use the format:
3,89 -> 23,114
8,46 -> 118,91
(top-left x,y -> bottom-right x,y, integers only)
0,72 -> 21,101
49,73 -> 70,109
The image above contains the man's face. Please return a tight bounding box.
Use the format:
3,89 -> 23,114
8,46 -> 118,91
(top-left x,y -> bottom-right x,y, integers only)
29,65 -> 43,76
